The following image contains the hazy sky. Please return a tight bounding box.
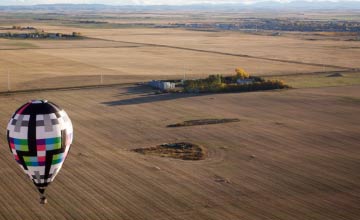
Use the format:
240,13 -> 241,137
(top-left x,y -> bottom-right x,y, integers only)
0,0 -> 358,5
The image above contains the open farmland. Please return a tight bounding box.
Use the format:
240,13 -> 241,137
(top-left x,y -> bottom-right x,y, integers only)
0,84 -> 359,219
0,8 -> 359,220
1,21 -> 360,91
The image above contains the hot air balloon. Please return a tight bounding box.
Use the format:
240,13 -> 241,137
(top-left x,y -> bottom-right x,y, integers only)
6,100 -> 73,204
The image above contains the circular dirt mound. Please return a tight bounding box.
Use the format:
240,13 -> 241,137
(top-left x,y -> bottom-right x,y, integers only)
132,142 -> 206,160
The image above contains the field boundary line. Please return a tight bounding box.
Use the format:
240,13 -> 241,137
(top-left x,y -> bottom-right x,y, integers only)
2,36 -> 357,71
0,82 -> 136,96
89,37 -> 357,71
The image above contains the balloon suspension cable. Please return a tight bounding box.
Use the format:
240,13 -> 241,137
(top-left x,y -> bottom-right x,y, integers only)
38,188 -> 48,205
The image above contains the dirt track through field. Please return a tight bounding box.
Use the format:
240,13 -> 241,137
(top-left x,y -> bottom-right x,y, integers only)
0,45 -> 141,51
0,37 -> 354,71
89,37 -> 355,71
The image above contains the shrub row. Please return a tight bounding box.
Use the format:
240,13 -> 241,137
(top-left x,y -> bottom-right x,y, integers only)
183,77 -> 289,93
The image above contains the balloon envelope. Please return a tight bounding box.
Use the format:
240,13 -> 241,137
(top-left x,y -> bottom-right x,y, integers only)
6,100 -> 73,194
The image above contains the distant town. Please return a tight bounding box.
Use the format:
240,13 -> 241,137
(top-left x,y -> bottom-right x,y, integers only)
158,19 -> 360,33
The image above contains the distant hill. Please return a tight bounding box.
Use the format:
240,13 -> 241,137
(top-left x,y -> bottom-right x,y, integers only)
250,1 -> 360,10
0,1 -> 360,11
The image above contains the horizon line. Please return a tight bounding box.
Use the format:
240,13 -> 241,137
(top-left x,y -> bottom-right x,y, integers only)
1,1 -> 360,7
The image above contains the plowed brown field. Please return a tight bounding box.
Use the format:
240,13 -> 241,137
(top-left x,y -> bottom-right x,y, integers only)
0,85 -> 359,219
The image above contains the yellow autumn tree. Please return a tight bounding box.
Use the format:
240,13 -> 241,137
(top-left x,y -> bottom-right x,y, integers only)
235,68 -> 250,79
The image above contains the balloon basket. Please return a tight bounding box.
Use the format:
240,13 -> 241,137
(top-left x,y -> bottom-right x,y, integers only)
40,195 -> 47,205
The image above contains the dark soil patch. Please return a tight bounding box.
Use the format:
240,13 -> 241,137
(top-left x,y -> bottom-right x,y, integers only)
327,73 -> 344,77
132,142 -> 206,160
167,118 -> 240,127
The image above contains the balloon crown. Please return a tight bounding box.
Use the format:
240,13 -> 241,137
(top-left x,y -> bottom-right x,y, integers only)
29,100 -> 48,104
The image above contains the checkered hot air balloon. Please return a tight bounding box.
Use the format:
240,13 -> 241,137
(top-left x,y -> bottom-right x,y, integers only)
6,100 -> 73,204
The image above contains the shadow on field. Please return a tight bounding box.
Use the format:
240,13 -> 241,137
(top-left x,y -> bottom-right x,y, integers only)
102,85 -> 205,106
103,93 -> 200,106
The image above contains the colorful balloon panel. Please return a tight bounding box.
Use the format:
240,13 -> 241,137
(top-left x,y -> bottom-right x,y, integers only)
7,100 -> 73,189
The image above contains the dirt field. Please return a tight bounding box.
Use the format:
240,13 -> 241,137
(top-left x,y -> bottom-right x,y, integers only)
0,84 -> 359,219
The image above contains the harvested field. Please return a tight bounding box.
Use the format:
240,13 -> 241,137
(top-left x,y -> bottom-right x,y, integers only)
167,118 -> 240,127
132,142 -> 206,160
0,84 -> 359,219
264,71 -> 360,88
0,9 -> 359,220
77,28 -> 360,69
1,24 -> 359,92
